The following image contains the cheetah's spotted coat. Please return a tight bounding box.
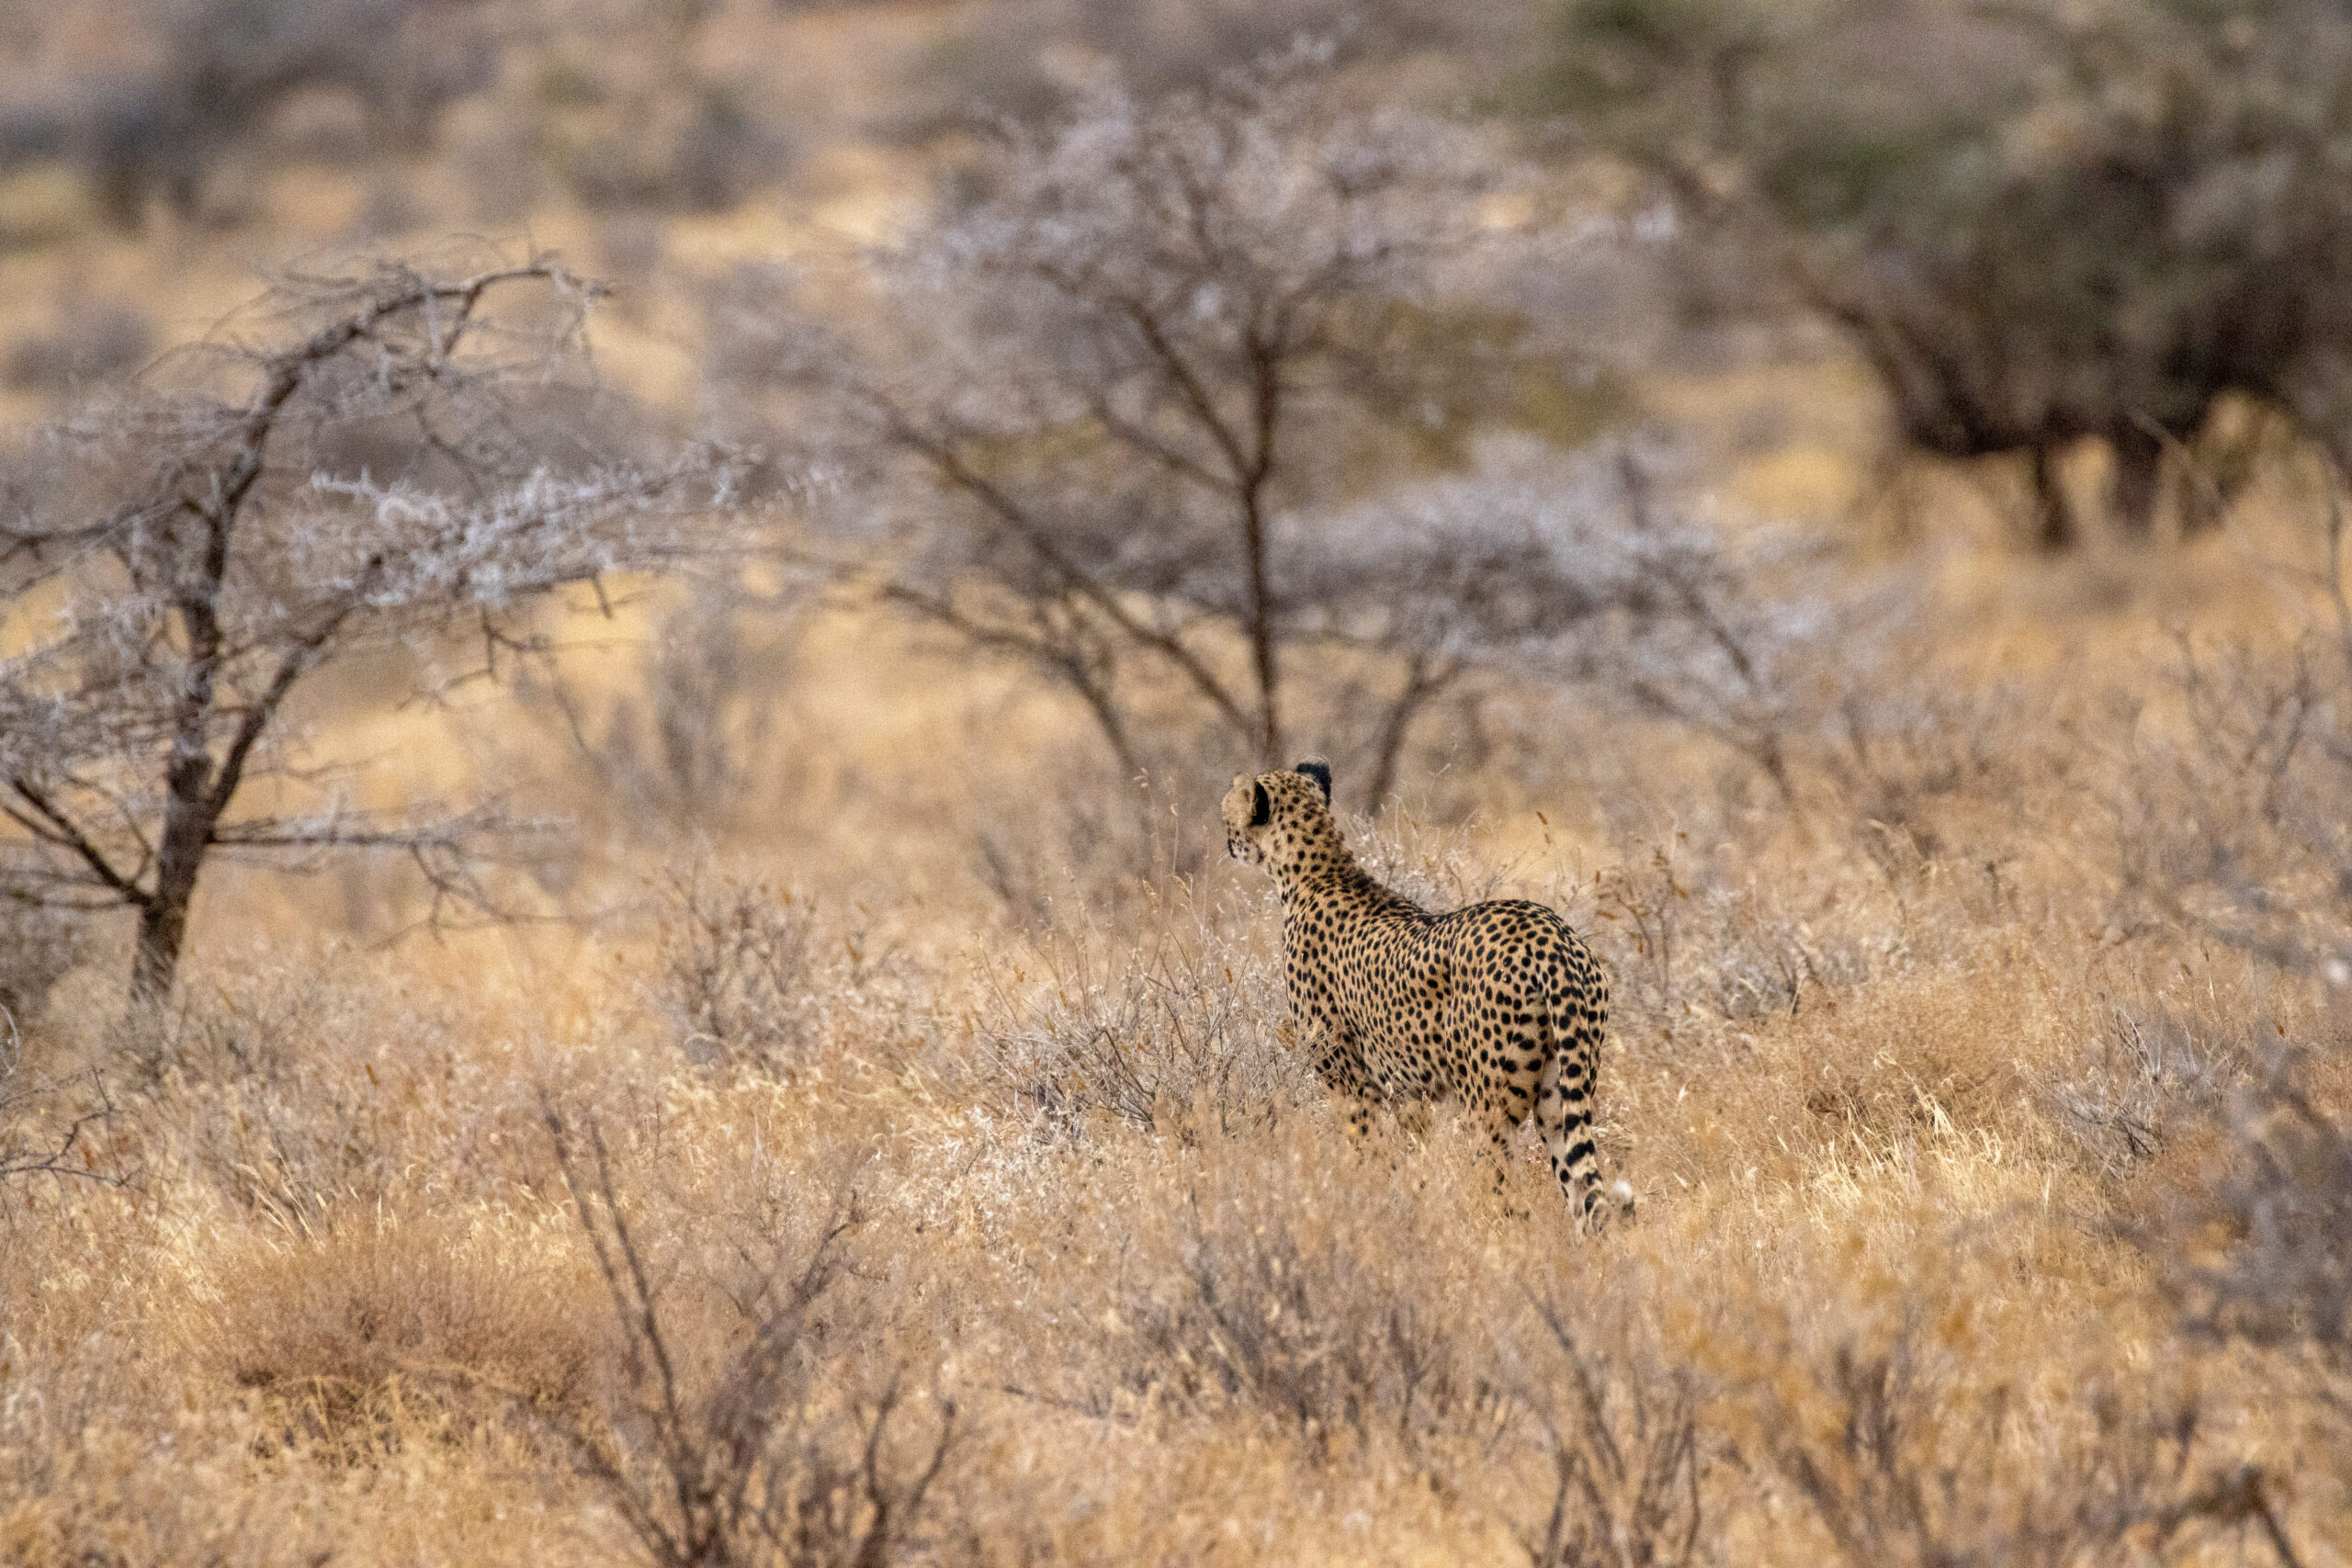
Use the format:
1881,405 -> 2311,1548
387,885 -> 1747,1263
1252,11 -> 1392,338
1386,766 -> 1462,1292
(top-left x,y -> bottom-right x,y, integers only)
1223,761 -> 1620,1223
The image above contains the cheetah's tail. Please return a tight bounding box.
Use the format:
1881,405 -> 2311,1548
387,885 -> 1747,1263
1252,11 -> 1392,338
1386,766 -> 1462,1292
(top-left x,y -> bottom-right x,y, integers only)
1536,985 -> 1629,1230
1533,1041 -> 1599,1225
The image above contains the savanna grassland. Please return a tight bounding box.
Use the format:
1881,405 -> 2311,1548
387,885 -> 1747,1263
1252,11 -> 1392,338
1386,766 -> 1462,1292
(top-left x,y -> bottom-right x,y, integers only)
5,5 -> 2352,1567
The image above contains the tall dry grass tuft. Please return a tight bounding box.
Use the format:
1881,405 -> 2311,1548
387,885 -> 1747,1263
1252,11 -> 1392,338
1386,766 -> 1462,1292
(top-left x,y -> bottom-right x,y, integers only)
191,1207 -> 602,1439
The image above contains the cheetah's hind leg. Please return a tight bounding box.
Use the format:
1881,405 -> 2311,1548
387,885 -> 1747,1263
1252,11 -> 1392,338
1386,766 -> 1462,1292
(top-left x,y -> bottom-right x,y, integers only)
1480,1086 -> 1537,1219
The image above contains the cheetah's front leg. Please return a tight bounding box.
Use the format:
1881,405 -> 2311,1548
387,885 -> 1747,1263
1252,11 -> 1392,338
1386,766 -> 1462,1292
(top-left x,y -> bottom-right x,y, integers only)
1292,1016 -> 1383,1138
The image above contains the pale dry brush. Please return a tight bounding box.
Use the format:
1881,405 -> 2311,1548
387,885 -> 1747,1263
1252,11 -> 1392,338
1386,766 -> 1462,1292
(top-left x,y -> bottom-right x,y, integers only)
1113,1193 -> 1484,1462
2047,1002 -> 2225,1182
1551,447 -> 1838,808
522,579 -> 797,840
1340,434 -> 1889,815
2098,498 -> 2352,979
744,49 -> 1545,792
961,758 -> 1217,925
650,863 -> 828,1075
130,972 -> 443,1222
0,898 -> 89,1026
972,871 -> 1314,1140
1340,797 -> 1516,914
116,958 -> 574,1220
1002,1106 -> 1521,1469
0,1002 -> 133,1201
1545,826 -> 1898,1043
1296,435 -> 1705,808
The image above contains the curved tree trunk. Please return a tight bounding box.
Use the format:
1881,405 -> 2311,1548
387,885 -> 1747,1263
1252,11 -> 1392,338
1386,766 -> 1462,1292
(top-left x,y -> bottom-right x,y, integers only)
131,895 -> 192,1005
2030,443 -> 2077,552
130,785 -> 217,1004
2109,424 -> 2165,541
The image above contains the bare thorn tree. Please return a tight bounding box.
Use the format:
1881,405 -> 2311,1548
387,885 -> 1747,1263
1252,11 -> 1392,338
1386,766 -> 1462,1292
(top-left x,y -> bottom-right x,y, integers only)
0,254 -> 723,1003
748,49 -> 1529,784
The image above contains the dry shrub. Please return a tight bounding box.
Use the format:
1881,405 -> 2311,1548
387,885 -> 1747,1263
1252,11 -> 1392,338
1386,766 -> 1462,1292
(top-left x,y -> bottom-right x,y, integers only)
120,964 -> 560,1217
1733,1303 -> 2301,1568
1569,833 -> 1901,1037
0,1065 -> 130,1201
2105,593 -> 2352,976
193,1208 -> 599,1438
962,762 -> 1220,928
1509,1289 -> 1710,1568
0,905 -> 88,1030
546,1116 -> 961,1568
1032,1116 -> 1521,1461
975,876 -> 1315,1137
1818,648 -> 2068,873
1113,1197 -> 1468,1453
2051,999 -> 2240,1181
2,972 -> 134,1201
524,581 -> 801,839
2154,1045 -> 2352,1425
654,867 -> 826,1071
1345,804 -> 1518,911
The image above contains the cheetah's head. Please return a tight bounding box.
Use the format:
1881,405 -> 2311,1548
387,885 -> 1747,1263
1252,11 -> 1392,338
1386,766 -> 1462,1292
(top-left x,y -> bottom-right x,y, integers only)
1222,760 -> 1335,875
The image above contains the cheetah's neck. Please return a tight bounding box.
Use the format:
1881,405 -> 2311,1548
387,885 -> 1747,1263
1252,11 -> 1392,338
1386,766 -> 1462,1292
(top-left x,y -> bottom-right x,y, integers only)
1275,857 -> 1426,922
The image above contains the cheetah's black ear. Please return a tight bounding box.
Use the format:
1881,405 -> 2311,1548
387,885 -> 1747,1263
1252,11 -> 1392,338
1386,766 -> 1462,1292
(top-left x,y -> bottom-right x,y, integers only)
1250,781 -> 1272,827
1294,759 -> 1331,804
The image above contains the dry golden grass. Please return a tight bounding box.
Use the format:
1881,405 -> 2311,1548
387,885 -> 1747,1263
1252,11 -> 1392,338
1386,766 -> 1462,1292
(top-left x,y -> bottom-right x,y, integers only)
3,9 -> 2349,1558
5,508 -> 2350,1565
189,1209 -> 601,1420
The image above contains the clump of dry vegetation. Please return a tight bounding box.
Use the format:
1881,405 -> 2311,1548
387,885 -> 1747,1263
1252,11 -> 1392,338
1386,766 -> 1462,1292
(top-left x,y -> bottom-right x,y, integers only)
3,4 -> 2352,1565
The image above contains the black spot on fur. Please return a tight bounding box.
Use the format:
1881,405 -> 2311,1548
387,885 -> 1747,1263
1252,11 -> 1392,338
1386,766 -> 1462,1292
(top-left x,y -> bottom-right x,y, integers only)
1294,759 -> 1332,804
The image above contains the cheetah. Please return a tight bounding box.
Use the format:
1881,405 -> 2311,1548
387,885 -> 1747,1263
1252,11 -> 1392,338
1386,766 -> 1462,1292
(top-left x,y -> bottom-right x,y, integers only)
1223,760 -> 1627,1225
